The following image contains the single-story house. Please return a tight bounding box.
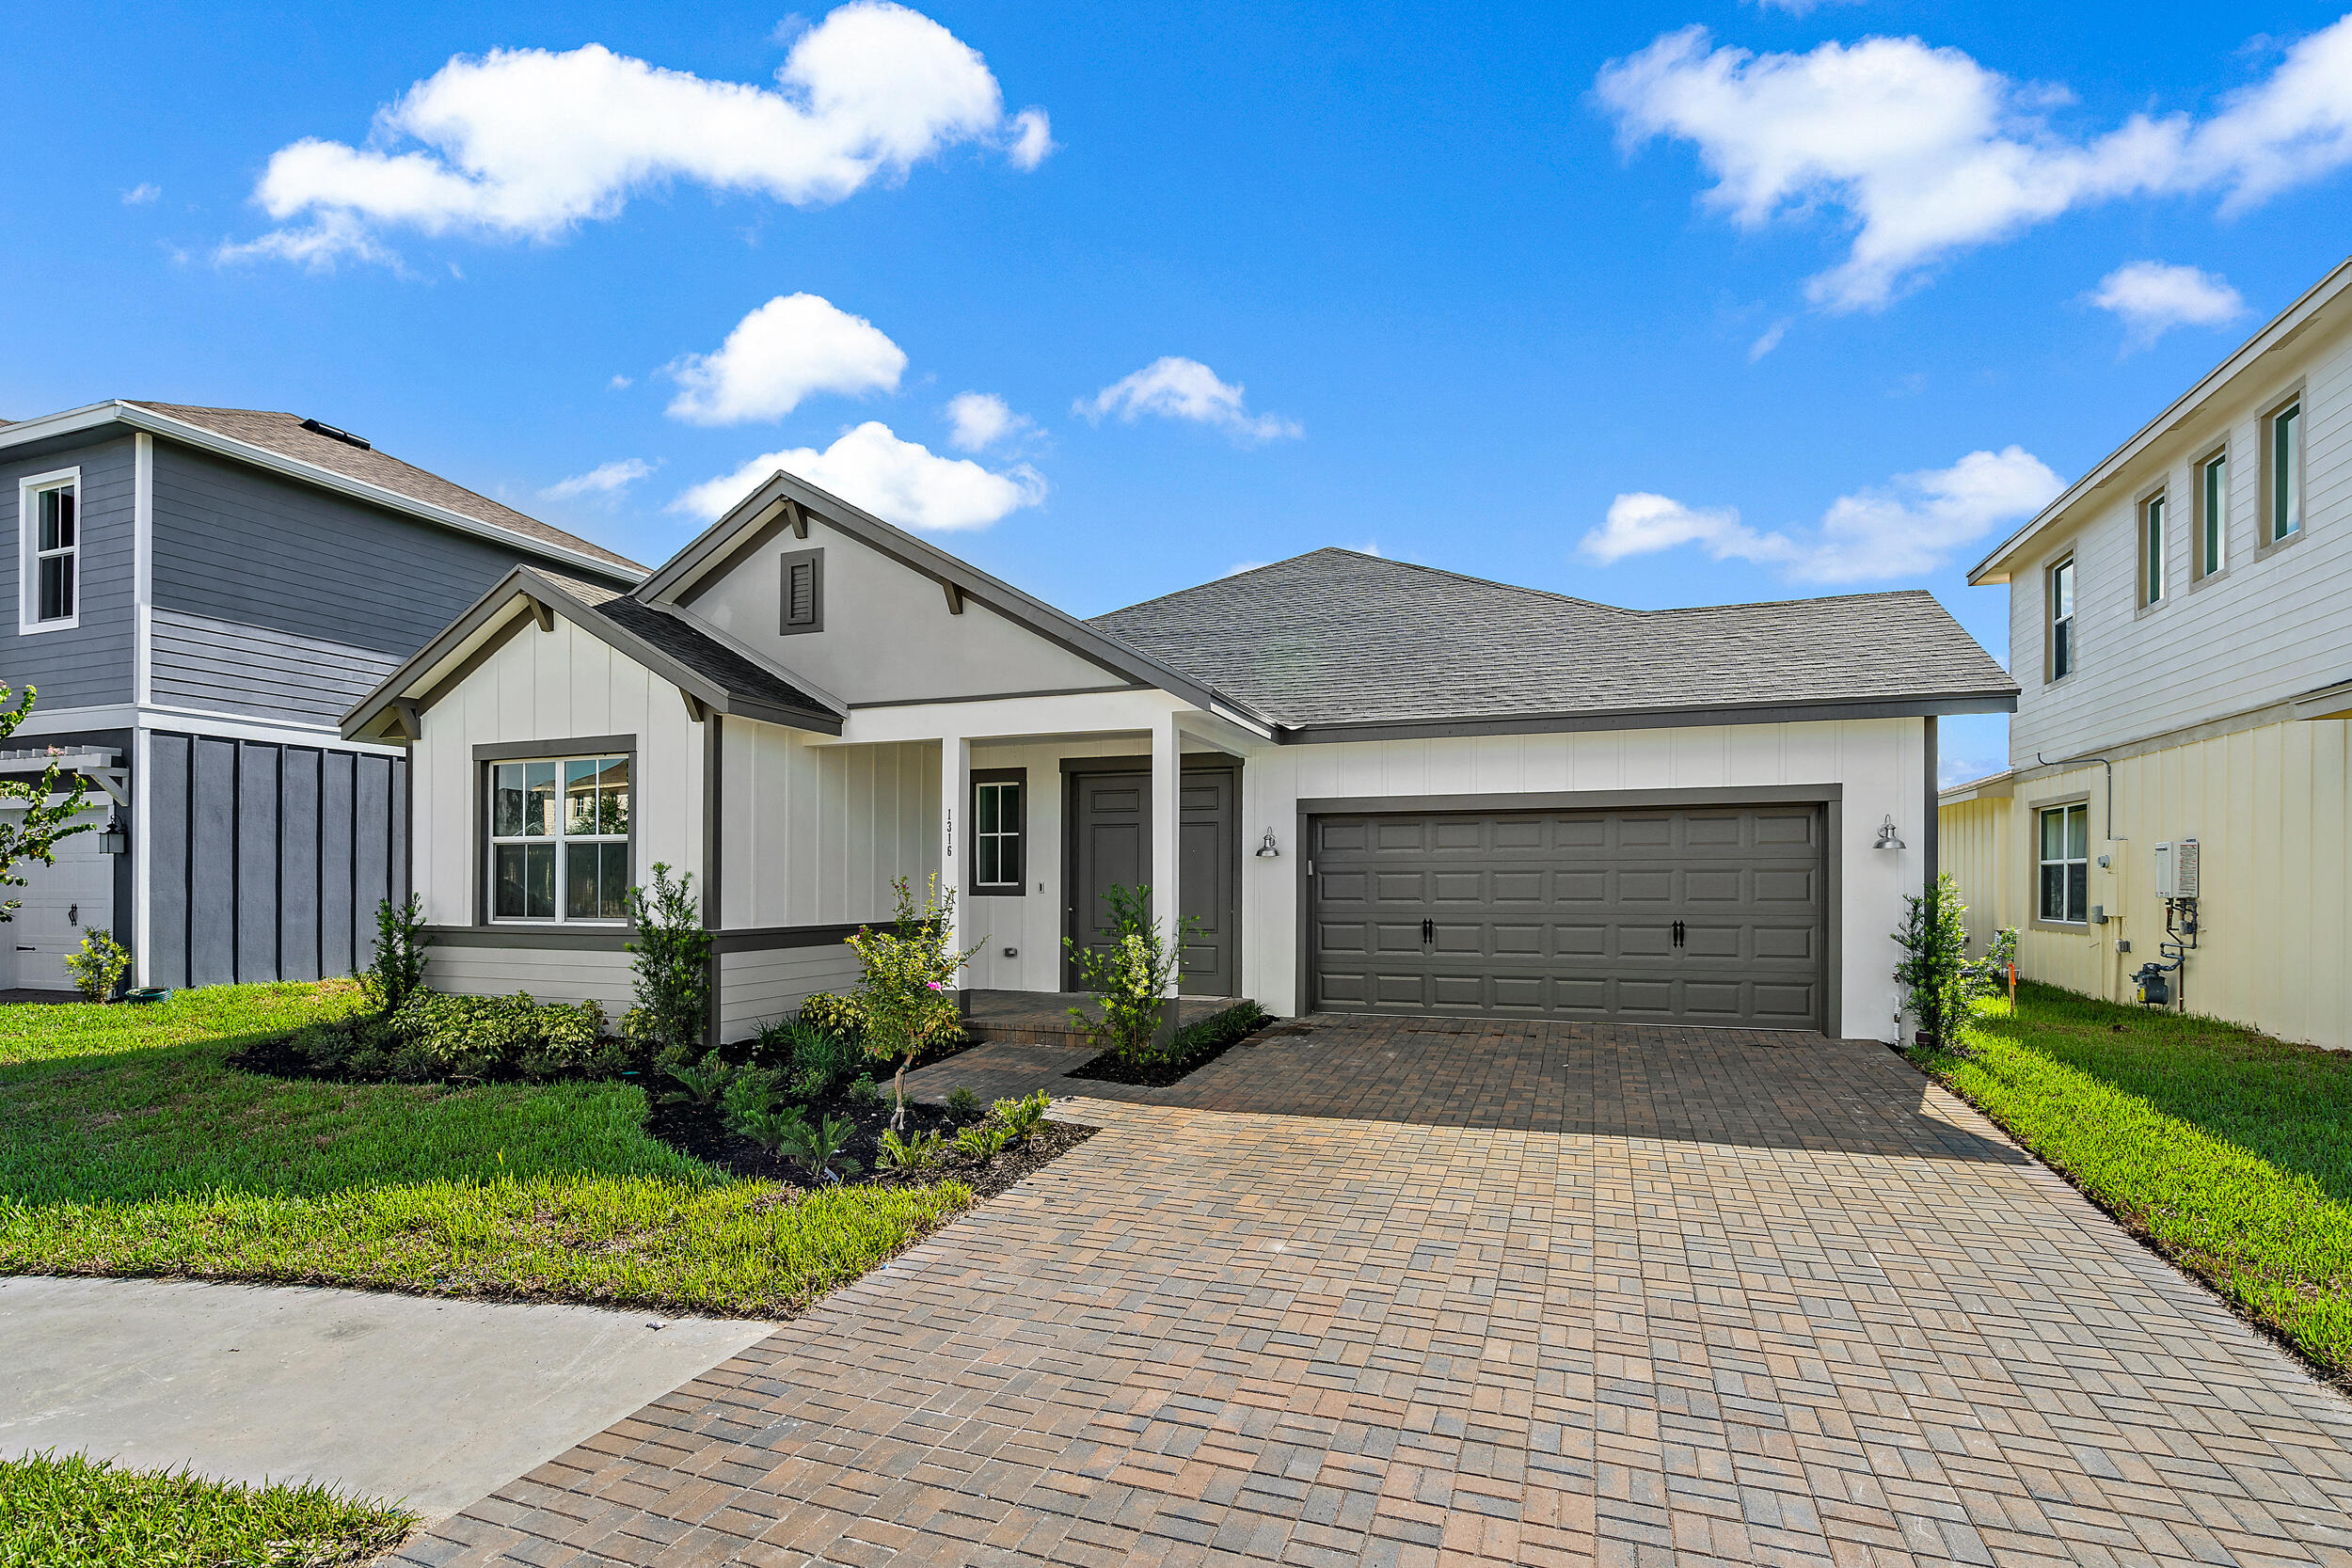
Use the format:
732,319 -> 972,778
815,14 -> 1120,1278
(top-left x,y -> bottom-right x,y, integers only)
343,470 -> 2018,1041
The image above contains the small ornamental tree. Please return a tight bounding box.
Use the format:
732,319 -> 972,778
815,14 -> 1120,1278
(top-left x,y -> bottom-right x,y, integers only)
1063,884 -> 1198,1068
0,684 -> 94,924
1893,872 -> 1974,1051
625,863 -> 711,1065
847,875 -> 982,1128
361,895 -> 432,1013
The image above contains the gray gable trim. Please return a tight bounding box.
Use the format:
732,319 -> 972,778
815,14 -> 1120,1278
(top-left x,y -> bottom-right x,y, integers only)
342,564 -> 842,742
1279,690 -> 2016,746
0,402 -> 644,585
639,468 -> 1272,734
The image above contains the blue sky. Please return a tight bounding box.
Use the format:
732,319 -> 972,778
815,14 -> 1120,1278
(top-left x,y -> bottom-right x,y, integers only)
8,1 -> 2352,781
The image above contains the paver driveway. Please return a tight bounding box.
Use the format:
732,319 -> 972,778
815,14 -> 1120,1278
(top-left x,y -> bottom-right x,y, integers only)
401,1020 -> 2352,1567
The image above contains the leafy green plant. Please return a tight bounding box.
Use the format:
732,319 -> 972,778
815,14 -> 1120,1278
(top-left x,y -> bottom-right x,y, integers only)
720,1065 -> 787,1128
62,928 -> 131,1004
1063,883 -> 1199,1069
945,1085 -> 980,1121
776,1113 -> 861,1183
1894,872 -> 1974,1051
847,876 -> 981,1128
877,1127 -> 945,1175
660,1051 -> 734,1108
729,1101 -> 811,1156
624,863 -> 709,1065
0,685 -> 94,925
755,1017 -> 863,1100
797,992 -> 867,1042
990,1090 -> 1052,1148
953,1123 -> 1009,1163
1963,926 -> 2022,1003
359,895 -> 431,1014
847,1072 -> 882,1107
388,991 -> 616,1083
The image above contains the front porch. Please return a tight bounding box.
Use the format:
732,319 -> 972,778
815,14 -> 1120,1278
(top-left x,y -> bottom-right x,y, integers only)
960,989 -> 1248,1046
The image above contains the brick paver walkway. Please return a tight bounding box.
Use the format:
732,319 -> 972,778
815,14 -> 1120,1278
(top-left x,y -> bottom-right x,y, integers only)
400,1020 -> 2352,1567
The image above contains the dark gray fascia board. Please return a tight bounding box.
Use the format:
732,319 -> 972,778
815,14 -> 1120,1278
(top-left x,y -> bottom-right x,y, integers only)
0,401 -> 644,586
1295,784 -> 1843,816
1276,690 -> 2018,745
2293,674 -> 2352,721
1966,255 -> 2352,586
636,468 -> 1272,734
342,566 -> 844,741
472,734 -> 638,763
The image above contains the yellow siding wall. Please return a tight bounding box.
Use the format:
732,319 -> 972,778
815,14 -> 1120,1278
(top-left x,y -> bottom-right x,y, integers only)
1939,717 -> 2352,1049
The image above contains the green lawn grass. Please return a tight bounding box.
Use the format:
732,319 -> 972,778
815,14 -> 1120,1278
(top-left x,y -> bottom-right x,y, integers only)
0,1449 -> 413,1568
1916,981 -> 2352,1382
0,983 -> 969,1316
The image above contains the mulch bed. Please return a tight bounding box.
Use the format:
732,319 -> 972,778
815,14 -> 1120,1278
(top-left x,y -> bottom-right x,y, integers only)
645,1089 -> 1096,1199
1067,1016 -> 1280,1088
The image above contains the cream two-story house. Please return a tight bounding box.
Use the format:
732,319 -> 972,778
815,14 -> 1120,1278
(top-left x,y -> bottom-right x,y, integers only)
1941,257 -> 2352,1048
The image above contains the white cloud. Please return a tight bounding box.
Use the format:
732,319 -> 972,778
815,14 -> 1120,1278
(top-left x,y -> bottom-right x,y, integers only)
1077,356 -> 1301,443
216,211 -> 400,271
1748,318 -> 1791,361
1595,16 -> 2352,310
1744,0 -> 1866,13
609,372 -> 634,390
1007,107 -> 1056,170
672,420 -> 1044,530
944,390 -> 1036,451
542,457 -> 655,500
121,182 -> 162,205
665,293 -> 905,425
1580,446 -> 2062,582
2089,261 -> 2246,346
228,2 -> 1046,264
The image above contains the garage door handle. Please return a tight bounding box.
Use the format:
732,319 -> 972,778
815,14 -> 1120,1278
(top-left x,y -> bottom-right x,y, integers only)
1672,920 -> 1685,948
1422,917 -> 1434,944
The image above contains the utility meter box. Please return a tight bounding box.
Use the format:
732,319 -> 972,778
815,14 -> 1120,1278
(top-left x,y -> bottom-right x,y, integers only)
2154,838 -> 2201,899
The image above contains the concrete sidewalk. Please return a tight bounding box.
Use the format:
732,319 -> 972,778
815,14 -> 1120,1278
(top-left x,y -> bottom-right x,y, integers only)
0,1275 -> 772,1519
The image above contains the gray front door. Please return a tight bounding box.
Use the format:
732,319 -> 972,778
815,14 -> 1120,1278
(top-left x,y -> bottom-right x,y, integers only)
1064,766 -> 1240,997
1309,805 -> 1825,1026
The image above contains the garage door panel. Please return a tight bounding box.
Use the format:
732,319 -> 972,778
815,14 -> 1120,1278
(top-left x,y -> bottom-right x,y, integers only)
1308,804 -> 1825,1028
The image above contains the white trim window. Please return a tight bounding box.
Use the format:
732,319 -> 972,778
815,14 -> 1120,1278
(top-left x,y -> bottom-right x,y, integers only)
2269,397 -> 2302,543
2048,556 -> 2076,679
973,776 -> 1024,891
18,468 -> 81,633
2198,449 -> 2227,578
2037,802 -> 2089,925
489,754 -> 630,922
2140,491 -> 2167,605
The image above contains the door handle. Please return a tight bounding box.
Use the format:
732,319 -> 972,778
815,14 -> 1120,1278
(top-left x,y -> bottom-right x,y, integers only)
1422,917 -> 1434,944
1672,920 -> 1685,948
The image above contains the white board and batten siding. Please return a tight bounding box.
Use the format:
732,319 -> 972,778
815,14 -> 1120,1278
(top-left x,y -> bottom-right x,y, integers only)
1236,718 -> 1930,1037
410,615 -> 702,1010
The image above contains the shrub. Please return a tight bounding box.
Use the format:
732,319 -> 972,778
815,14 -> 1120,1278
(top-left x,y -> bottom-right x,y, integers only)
798,992 -> 867,1041
877,1128 -> 945,1175
1893,872 -> 1973,1051
776,1113 -> 860,1183
945,1085 -> 980,1121
755,1017 -> 863,1101
846,876 -> 980,1128
990,1091 -> 1052,1148
1171,999 -> 1269,1057
953,1123 -> 1010,1163
360,895 -> 430,1014
1063,884 -> 1198,1069
391,991 -> 615,1083
63,929 -> 131,1004
625,863 -> 708,1065
660,1051 -> 734,1108
1963,926 -> 2022,1003
847,1072 -> 882,1107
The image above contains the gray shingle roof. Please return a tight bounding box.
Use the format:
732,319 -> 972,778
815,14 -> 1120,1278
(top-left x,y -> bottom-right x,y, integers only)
128,403 -> 644,575
1089,548 -> 2016,731
536,572 -> 836,721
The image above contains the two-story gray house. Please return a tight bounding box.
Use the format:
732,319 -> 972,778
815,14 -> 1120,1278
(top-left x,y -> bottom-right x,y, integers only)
1,402 -> 642,994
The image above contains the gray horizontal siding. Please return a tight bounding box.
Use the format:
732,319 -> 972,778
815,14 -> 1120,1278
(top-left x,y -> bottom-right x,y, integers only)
151,441 -> 546,727
151,608 -> 401,727
0,434 -> 136,707
145,730 -> 406,989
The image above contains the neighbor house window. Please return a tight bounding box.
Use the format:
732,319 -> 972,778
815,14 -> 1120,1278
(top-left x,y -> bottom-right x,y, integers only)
489,755 -> 630,921
18,471 -> 79,632
2266,397 -> 2302,543
2048,556 -> 2075,679
2140,490 -> 2166,605
2196,449 -> 2227,578
971,772 -> 1025,893
2038,802 -> 2089,925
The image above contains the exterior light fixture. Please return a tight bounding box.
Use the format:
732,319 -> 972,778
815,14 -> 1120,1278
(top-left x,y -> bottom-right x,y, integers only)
98,819 -> 129,856
1254,829 -> 1280,859
1873,815 -> 1905,851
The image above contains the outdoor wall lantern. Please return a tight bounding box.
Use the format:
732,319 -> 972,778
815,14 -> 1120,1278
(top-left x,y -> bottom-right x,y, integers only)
1254,829 -> 1280,859
1872,815 -> 1906,851
98,819 -> 129,856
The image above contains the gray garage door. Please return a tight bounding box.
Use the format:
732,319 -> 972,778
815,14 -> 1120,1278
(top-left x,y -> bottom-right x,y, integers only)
1308,805 -> 1826,1027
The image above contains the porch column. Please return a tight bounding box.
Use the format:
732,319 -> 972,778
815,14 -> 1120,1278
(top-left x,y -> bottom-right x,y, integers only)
1150,713 -> 1184,1023
941,734 -> 971,982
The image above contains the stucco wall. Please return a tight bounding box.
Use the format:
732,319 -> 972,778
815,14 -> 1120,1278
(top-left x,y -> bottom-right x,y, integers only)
1942,714 -> 2352,1049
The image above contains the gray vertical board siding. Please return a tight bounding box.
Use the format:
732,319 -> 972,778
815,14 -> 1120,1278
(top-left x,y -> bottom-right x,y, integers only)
0,434 -> 137,707
142,730 -> 405,989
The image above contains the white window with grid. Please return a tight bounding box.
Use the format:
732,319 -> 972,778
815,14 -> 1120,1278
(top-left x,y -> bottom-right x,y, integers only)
488,755 -> 631,922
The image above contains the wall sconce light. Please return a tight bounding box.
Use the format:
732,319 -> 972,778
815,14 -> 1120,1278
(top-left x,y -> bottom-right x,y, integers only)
98,819 -> 129,856
1254,829 -> 1280,859
1872,815 -> 1906,850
